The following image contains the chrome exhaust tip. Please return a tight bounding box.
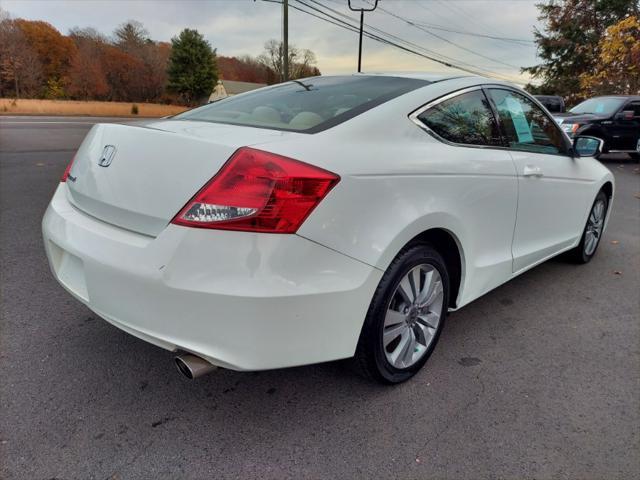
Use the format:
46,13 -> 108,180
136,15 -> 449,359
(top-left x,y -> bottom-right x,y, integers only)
175,354 -> 217,379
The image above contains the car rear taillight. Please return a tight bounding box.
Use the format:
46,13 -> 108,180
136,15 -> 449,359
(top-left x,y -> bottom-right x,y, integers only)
61,155 -> 76,182
171,147 -> 340,233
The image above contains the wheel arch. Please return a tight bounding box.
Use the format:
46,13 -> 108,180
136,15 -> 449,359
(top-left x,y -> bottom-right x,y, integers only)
601,180 -> 613,200
401,228 -> 465,309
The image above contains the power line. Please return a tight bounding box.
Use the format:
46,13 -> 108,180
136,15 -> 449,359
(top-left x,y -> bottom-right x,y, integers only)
414,0 -> 534,45
307,0 -> 517,72
262,0 -> 527,84
300,0 -> 527,83
364,0 -> 523,70
433,0 -> 496,36
295,0 -> 500,76
411,21 -> 534,45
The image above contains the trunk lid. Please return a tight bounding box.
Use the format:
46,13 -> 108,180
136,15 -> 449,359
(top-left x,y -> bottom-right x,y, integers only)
66,120 -> 293,236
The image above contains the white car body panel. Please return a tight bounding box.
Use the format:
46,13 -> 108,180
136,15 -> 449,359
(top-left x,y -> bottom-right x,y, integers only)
508,150 -> 601,272
65,121 -> 299,236
44,185 -> 382,370
42,74 -> 614,371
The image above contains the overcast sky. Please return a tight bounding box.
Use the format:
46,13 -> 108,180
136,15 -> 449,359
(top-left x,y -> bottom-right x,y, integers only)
2,0 -> 542,84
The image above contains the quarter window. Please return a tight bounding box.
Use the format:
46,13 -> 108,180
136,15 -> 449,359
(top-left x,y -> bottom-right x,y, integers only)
417,90 -> 502,146
488,89 -> 568,155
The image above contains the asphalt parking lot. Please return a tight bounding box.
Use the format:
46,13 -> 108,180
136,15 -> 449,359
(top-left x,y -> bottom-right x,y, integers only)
1,116 -> 639,480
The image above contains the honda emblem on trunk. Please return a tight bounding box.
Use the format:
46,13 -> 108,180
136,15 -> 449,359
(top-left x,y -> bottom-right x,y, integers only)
98,145 -> 116,167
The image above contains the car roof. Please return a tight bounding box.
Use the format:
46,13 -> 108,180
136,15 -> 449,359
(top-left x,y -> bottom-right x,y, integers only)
355,72 -> 523,91
357,71 -> 469,82
589,95 -> 640,100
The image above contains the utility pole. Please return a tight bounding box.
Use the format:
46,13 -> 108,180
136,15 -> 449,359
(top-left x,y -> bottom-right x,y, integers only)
282,0 -> 289,82
348,0 -> 379,73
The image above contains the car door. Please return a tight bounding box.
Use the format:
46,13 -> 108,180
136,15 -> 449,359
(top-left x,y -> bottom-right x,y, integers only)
485,87 -> 594,273
412,87 -> 518,303
611,100 -> 640,152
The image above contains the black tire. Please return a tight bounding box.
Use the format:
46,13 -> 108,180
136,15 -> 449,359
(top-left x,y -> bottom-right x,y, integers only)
629,152 -> 639,161
353,243 -> 449,384
567,190 -> 609,264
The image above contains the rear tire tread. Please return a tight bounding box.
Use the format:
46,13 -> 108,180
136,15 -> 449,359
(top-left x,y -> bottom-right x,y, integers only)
566,190 -> 609,264
352,242 -> 449,384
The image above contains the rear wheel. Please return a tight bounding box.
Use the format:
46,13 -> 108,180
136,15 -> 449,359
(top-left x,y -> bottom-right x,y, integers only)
353,244 -> 449,384
568,190 -> 608,264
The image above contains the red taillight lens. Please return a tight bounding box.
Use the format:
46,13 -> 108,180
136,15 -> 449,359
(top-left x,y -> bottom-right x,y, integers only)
61,155 -> 76,182
171,147 -> 340,233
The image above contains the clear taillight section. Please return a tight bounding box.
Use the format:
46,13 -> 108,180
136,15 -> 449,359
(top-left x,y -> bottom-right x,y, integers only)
171,147 -> 340,233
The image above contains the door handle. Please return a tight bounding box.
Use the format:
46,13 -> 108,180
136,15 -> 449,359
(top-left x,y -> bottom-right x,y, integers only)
523,165 -> 543,177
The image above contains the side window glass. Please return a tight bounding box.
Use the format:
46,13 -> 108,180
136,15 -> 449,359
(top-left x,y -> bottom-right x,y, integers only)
628,103 -> 640,117
488,89 -> 567,155
417,90 -> 502,146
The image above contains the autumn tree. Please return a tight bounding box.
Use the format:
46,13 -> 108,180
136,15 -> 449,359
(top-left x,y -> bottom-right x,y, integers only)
524,0 -> 639,102
114,20 -> 149,55
111,21 -> 171,102
217,55 -> 273,84
69,26 -> 107,44
101,45 -> 147,101
141,41 -> 171,101
167,29 -> 217,104
67,28 -> 109,99
0,16 -> 43,98
257,39 -> 320,82
579,16 -> 640,96
14,19 -> 76,97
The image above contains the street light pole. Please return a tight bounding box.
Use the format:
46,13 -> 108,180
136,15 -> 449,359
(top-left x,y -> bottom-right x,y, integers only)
348,0 -> 379,73
357,10 -> 364,73
283,0 -> 289,81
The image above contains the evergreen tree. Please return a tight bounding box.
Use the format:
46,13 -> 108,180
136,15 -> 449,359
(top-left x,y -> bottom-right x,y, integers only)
167,29 -> 217,104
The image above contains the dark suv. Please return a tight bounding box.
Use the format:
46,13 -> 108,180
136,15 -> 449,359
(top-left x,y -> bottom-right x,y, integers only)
554,95 -> 640,159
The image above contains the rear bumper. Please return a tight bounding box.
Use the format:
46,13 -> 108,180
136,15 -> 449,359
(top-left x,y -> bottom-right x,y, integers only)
42,185 -> 382,371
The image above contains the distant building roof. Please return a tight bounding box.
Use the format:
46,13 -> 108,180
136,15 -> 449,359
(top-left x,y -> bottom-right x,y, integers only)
209,80 -> 267,103
222,80 -> 267,94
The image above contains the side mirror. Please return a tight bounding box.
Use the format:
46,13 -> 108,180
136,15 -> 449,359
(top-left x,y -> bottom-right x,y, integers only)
573,135 -> 604,157
616,110 -> 634,121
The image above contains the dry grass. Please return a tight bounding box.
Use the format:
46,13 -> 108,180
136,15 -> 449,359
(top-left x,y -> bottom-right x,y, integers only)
0,98 -> 189,117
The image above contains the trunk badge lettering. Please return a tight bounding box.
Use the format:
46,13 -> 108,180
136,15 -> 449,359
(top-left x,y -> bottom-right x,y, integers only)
98,145 -> 116,167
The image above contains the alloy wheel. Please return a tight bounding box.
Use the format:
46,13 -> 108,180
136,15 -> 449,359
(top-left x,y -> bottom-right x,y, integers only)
383,264 -> 444,369
584,198 -> 606,256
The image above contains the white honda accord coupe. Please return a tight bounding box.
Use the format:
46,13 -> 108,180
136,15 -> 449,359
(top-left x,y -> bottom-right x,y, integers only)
43,74 -> 614,383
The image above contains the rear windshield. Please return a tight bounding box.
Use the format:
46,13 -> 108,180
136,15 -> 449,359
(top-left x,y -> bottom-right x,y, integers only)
175,75 -> 430,133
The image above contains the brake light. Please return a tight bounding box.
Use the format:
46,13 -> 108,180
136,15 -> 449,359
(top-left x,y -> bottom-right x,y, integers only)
61,155 -> 76,182
171,147 -> 340,233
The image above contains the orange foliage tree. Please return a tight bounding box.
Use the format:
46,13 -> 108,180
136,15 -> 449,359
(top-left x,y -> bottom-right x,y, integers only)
0,17 -> 43,97
580,16 -> 640,96
14,19 -> 76,97
218,55 -> 274,84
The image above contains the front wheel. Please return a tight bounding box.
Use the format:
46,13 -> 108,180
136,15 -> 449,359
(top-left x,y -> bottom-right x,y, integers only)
568,190 -> 608,264
353,244 -> 449,384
